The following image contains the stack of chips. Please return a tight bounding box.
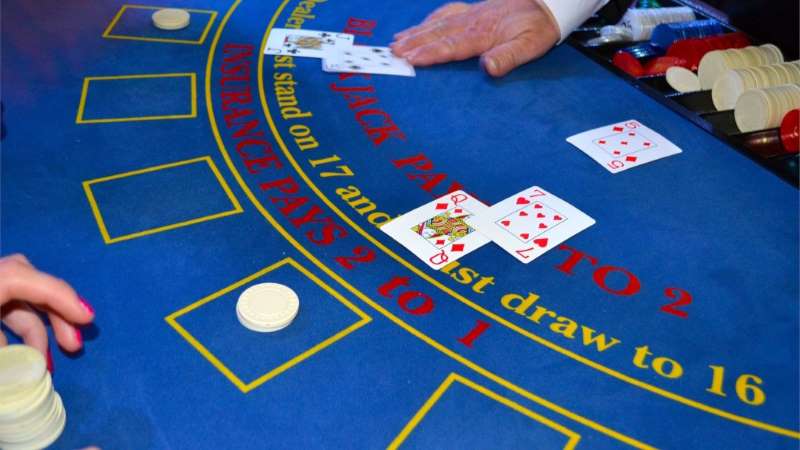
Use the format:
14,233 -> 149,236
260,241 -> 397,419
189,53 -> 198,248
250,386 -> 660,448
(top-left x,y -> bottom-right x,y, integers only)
734,85 -> 800,133
663,33 -> 752,93
618,7 -> 696,41
0,345 -> 66,450
650,19 -> 725,50
642,56 -> 690,76
667,32 -> 750,71
713,61 -> 800,110
597,25 -> 634,43
596,7 -> 697,54
698,44 -> 784,90
612,43 -> 666,77
612,43 -> 694,77
622,43 -> 665,59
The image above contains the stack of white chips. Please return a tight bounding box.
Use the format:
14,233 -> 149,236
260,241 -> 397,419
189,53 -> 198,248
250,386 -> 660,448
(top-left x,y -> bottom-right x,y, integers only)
617,7 -> 696,41
588,25 -> 635,45
712,61 -> 800,110
698,44 -> 784,90
0,345 -> 66,450
735,84 -> 800,133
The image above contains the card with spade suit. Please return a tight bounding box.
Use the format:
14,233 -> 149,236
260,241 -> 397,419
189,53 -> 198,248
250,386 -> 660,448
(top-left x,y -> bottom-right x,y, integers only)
566,119 -> 682,174
264,29 -> 354,58
466,186 -> 595,264
322,45 -> 415,77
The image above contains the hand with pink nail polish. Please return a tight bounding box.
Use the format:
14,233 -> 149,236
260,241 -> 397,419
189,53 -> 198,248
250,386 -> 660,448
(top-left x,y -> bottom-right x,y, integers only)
390,0 -> 560,78
0,254 -> 95,363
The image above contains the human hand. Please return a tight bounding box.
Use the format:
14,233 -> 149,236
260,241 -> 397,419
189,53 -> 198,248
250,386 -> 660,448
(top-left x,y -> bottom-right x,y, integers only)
0,254 -> 94,369
390,0 -> 561,77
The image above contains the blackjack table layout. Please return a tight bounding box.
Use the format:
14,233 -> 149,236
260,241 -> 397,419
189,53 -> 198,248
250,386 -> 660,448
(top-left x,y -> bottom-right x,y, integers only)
2,1 -> 798,449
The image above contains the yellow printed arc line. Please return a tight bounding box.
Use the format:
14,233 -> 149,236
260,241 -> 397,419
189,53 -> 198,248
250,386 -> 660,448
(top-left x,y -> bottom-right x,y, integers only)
76,73 -> 197,124
207,2 -> 651,449
389,372 -> 581,450
82,156 -> 243,244
253,5 -> 800,442
102,5 -> 218,45
165,258 -> 371,393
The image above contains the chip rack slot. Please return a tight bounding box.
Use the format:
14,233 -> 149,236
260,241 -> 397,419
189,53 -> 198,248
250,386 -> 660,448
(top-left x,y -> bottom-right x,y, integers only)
667,91 -> 716,114
700,110 -> 739,135
637,75 -> 674,93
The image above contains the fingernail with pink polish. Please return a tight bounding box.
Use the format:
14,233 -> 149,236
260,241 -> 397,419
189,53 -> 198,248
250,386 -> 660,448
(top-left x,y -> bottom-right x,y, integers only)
46,349 -> 54,373
74,328 -> 83,346
78,296 -> 95,315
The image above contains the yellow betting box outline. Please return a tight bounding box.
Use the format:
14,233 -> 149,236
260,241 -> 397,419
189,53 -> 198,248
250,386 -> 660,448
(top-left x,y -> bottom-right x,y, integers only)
389,373 -> 581,450
103,5 -> 218,45
82,156 -> 243,244
164,257 -> 372,393
76,73 -> 197,124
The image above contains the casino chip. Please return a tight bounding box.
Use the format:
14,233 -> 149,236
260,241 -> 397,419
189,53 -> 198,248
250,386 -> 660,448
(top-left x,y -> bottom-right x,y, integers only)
236,283 -> 300,332
643,56 -> 689,76
618,6 -> 696,41
666,66 -> 701,93
586,25 -> 633,46
152,8 -> 190,31
0,345 -> 66,449
781,109 -> 800,153
612,51 -> 645,77
713,61 -> 800,110
698,44 -> 784,90
734,85 -> 800,133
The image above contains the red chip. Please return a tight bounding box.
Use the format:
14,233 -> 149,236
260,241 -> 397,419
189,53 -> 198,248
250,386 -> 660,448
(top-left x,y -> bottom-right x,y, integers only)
780,109 -> 799,153
711,32 -> 750,49
667,39 -> 712,70
668,32 -> 750,71
644,56 -> 689,76
612,51 -> 644,77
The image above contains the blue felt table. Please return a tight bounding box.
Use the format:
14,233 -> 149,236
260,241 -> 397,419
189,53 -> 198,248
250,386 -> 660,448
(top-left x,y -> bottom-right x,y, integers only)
2,1 -> 798,449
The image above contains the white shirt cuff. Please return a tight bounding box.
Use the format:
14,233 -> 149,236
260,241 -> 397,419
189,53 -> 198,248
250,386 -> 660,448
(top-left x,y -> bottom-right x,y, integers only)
539,0 -> 611,42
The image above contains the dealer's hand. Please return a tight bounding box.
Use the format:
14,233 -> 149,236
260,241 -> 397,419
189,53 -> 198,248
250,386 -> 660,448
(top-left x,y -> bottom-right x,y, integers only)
0,254 -> 94,370
390,0 -> 561,77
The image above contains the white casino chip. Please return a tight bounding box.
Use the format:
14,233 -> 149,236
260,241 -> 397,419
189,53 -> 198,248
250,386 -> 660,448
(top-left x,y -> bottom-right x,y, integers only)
236,283 -> 300,332
0,345 -> 46,400
0,345 -> 67,449
152,8 -> 191,31
665,67 -> 701,93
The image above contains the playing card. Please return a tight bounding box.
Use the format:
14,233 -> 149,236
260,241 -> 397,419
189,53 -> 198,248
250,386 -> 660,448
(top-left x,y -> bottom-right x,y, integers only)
381,191 -> 489,269
264,29 -> 354,58
566,119 -> 682,174
322,45 -> 415,77
467,186 -> 595,264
